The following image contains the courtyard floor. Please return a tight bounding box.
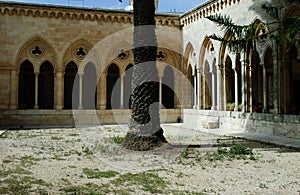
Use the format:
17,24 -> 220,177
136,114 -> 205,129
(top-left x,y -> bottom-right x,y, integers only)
0,124 -> 299,194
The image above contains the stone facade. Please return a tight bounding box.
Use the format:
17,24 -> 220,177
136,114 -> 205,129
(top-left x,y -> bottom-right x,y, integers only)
181,0 -> 300,139
0,0 -> 299,139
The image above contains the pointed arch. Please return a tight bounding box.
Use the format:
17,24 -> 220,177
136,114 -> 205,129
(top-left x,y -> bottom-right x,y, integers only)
38,61 -> 54,109
64,61 -> 78,109
82,62 -> 97,109
18,60 -> 35,109
106,63 -> 120,109
183,42 -> 196,75
162,65 -> 175,109
16,35 -> 57,72
63,39 -> 93,70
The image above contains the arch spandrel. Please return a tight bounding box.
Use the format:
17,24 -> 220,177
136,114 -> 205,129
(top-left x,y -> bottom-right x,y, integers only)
62,39 -> 93,71
16,35 -> 57,72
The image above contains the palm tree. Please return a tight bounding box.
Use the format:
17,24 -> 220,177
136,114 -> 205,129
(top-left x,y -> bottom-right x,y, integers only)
206,1 -> 299,55
120,0 -> 167,150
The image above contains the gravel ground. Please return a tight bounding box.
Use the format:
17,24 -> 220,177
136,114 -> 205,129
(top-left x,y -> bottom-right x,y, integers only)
0,124 -> 299,194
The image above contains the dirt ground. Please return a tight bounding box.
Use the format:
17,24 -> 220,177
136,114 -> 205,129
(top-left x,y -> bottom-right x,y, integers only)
0,124 -> 299,194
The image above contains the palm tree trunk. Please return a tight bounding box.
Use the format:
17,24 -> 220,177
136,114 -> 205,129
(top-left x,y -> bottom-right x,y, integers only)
123,0 -> 167,151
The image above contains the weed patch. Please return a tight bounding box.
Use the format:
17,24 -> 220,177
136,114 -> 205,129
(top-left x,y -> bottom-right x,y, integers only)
83,168 -> 119,179
205,144 -> 256,161
112,172 -> 168,193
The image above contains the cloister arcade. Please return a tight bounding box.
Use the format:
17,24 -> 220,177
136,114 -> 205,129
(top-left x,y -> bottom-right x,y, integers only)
16,37 -> 180,112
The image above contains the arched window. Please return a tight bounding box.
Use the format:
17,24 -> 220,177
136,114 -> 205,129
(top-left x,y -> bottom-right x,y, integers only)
204,61 -> 212,110
82,63 -> 97,109
251,51 -> 263,112
64,62 -> 78,109
264,47 -> 274,110
225,56 -> 234,108
187,65 -> 194,108
124,64 -> 133,109
18,60 -> 35,109
38,61 -> 54,109
162,65 -> 174,108
106,64 -> 120,109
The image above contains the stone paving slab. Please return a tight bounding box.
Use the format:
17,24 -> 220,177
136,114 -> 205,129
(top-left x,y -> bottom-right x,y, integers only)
163,123 -> 300,149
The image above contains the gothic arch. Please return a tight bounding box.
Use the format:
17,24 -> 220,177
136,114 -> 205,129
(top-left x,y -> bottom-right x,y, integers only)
183,42 -> 196,75
199,36 -> 215,73
16,35 -> 57,73
63,39 -> 93,71
106,63 -> 120,109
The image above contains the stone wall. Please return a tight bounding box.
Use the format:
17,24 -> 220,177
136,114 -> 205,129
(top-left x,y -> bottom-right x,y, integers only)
0,109 -> 182,128
182,109 -> 300,139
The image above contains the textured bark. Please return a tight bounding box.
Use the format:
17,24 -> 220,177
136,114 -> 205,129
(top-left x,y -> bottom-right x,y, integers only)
123,0 -> 167,151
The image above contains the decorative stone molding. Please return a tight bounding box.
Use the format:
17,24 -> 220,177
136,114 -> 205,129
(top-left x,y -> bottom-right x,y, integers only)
180,0 -> 241,26
16,36 -> 57,71
0,2 -> 180,27
63,39 -> 93,69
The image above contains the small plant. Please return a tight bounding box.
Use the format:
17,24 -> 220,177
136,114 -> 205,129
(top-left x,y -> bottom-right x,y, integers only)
226,102 -> 235,111
259,183 -> 268,189
112,172 -> 168,193
82,146 -> 94,156
83,168 -> 119,179
205,144 -> 256,161
111,135 -> 125,144
181,148 -> 190,159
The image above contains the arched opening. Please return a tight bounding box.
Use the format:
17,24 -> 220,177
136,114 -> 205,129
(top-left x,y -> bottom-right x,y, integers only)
64,62 -> 78,109
162,65 -> 175,109
236,55 -> 242,106
264,47 -> 274,110
286,44 -> 300,114
225,56 -> 234,109
187,64 -> 194,108
251,51 -> 263,112
38,61 -> 54,109
124,64 -> 133,109
106,64 -> 120,109
82,63 -> 97,109
204,61 -> 212,109
18,60 -> 35,109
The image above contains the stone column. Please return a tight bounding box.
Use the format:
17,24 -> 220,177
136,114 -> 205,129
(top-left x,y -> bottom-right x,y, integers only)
55,68 -> 63,110
196,68 -> 201,110
234,67 -> 239,112
261,63 -> 269,113
10,69 -> 18,110
193,74 -> 197,109
159,76 -> 163,109
202,74 -> 206,109
99,73 -> 107,110
96,77 -> 101,110
217,64 -> 223,111
240,57 -> 247,113
249,64 -> 253,112
211,70 -> 216,110
120,73 -> 125,109
34,72 -> 39,109
78,72 -> 83,110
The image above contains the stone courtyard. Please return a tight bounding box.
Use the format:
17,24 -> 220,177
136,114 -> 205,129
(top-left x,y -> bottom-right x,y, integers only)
0,124 -> 299,194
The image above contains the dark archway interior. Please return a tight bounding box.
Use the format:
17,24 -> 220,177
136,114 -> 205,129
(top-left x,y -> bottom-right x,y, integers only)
106,63 -> 120,109
162,65 -> 174,109
38,61 -> 54,109
82,63 -> 97,109
64,62 -> 78,109
18,60 -> 35,109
